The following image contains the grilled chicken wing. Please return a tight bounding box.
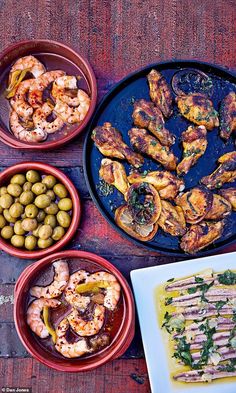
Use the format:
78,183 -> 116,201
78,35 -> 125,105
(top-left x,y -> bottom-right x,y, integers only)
180,220 -> 225,254
99,158 -> 129,195
158,200 -> 186,236
176,125 -> 207,176
176,93 -> 219,130
205,194 -> 232,220
147,69 -> 173,118
175,187 -> 213,224
127,170 -> 184,200
201,151 -> 236,189
218,188 -> 236,211
132,99 -> 175,146
128,128 -> 177,170
91,122 -> 144,168
219,92 -> 236,140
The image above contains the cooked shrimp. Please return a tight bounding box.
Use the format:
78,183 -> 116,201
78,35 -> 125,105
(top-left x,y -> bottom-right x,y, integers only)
27,298 -> 61,338
86,272 -> 121,310
30,259 -> 69,298
68,304 -> 105,336
54,89 -> 90,124
10,79 -> 34,121
9,109 -> 47,143
33,102 -> 64,134
64,270 -> 91,310
55,318 -> 91,358
10,55 -> 46,79
52,75 -> 82,107
28,70 -> 65,108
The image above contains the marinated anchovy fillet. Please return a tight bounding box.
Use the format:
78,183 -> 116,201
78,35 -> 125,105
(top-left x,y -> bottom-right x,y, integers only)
160,269 -> 236,383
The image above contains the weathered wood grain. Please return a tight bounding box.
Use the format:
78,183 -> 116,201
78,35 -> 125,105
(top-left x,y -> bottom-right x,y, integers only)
0,0 -> 235,390
0,358 -> 151,393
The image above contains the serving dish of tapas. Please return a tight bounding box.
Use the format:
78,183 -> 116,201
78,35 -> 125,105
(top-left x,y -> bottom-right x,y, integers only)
14,250 -> 135,371
0,40 -> 97,149
84,60 -> 236,256
131,251 -> 236,393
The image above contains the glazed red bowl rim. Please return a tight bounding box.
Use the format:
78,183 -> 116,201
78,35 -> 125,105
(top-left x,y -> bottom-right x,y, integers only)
0,39 -> 97,150
14,250 -> 135,372
0,161 -> 81,259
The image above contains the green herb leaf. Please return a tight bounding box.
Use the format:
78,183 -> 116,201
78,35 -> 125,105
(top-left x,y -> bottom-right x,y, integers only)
195,277 -> 204,283
215,300 -> 226,312
218,270 -> 236,285
167,277 -> 175,282
165,297 -> 173,306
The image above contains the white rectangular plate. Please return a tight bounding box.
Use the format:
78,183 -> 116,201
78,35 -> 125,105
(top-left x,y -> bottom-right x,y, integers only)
131,252 -> 236,393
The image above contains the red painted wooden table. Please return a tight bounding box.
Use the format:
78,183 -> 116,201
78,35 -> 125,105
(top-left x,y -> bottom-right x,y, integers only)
0,1 -> 235,392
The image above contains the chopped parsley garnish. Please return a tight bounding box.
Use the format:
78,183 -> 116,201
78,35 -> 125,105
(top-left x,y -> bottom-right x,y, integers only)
218,270 -> 236,285
165,297 -> 173,306
150,140 -> 157,146
195,276 -> 204,283
215,300 -> 227,312
173,337 -> 193,367
167,277 -> 175,282
187,287 -> 198,294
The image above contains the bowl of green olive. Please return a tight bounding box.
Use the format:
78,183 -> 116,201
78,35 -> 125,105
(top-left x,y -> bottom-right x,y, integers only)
0,162 -> 81,258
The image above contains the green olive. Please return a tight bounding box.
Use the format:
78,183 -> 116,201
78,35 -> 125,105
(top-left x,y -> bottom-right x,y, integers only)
21,218 -> 38,232
11,234 -> 25,248
34,194 -> 51,209
25,204 -> 38,218
9,202 -> 24,218
44,214 -> 57,228
57,211 -> 71,228
42,175 -> 57,189
10,174 -> 26,186
19,191 -> 34,205
53,183 -> 68,198
44,202 -> 58,215
38,224 -> 53,240
0,186 -> 8,195
46,190 -> 56,201
1,225 -> 14,239
7,183 -> 22,197
3,209 -> 17,223
23,182 -> 33,191
14,221 -> 25,235
38,237 -> 53,249
32,182 -> 47,195
26,170 -> 41,183
58,198 -> 73,211
0,214 -> 7,228
52,226 -> 65,241
25,235 -> 37,250
0,193 -> 13,209
36,210 -> 46,223
32,224 -> 43,237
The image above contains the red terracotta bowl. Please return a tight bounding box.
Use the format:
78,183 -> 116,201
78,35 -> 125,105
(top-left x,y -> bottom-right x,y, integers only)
0,162 -> 81,259
0,39 -> 97,150
14,250 -> 135,372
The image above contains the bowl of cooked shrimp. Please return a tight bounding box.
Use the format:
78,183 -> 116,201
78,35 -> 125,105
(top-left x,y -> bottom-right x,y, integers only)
14,250 -> 135,372
0,40 -> 97,149
0,161 -> 81,258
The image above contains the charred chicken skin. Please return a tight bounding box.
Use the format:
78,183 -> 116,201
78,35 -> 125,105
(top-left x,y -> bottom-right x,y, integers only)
218,188 -> 236,211
91,122 -> 144,168
132,99 -> 175,146
99,158 -> 129,195
219,92 -> 236,140
175,187 -> 213,224
128,128 -> 177,170
205,194 -> 232,220
177,125 -> 207,176
176,93 -> 219,130
127,170 -> 184,200
201,151 -> 236,189
158,200 -> 186,236
147,69 -> 173,118
180,220 -> 225,254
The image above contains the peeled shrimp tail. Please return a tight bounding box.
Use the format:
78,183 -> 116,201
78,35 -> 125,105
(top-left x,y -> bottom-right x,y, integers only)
27,298 -> 61,338
9,109 -> 47,143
